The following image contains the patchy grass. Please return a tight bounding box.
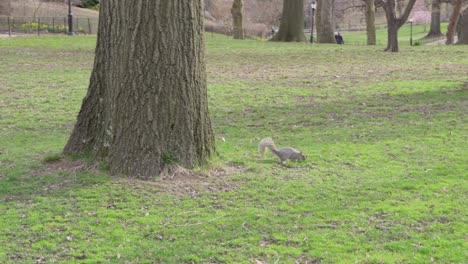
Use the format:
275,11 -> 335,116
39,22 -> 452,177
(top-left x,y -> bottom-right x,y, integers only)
0,35 -> 467,263
342,23 -> 449,46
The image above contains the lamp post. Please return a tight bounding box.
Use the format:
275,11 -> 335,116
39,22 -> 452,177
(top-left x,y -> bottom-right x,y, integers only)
409,18 -> 413,46
67,0 -> 74,36
310,0 -> 317,44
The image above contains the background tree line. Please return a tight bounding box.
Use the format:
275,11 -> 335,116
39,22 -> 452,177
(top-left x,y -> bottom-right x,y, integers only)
1,0 -> 466,48
0,0 -> 99,15
226,0 -> 467,51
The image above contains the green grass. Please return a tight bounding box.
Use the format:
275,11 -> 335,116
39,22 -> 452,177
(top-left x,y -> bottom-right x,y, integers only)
1,35 -> 467,263
342,23 -> 448,46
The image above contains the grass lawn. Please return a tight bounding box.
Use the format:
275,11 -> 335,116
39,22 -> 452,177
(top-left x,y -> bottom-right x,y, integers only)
342,23 -> 448,46
0,34 -> 467,263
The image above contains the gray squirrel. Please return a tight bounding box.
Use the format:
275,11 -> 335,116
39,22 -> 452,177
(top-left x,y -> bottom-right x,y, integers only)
258,138 -> 305,164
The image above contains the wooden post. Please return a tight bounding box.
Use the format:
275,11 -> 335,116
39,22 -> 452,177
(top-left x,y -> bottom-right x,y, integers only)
38,18 -> 41,36
52,17 -> 55,33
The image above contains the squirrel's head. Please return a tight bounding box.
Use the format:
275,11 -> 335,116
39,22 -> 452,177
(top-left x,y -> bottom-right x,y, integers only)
291,151 -> 305,161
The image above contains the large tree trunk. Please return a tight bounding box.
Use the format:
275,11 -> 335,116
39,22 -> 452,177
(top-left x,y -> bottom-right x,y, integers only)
379,0 -> 417,52
231,0 -> 244,39
270,0 -> 306,42
64,0 -> 215,178
425,0 -> 444,38
446,0 -> 462,44
386,19 -> 400,52
365,0 -> 377,45
456,6 -> 468,44
318,0 -> 335,43
316,0 -> 322,39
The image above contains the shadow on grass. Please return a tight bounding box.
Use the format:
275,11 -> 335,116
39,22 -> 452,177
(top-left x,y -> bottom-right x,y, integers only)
0,157 -> 111,202
1,155 -> 243,202
223,82 -> 467,144
1,83 -> 465,201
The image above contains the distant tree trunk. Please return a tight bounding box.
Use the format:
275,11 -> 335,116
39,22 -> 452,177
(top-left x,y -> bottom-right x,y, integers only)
231,0 -> 244,39
316,0 -> 322,38
64,0 -> 215,178
425,0 -> 444,38
378,0 -> 417,52
364,0 -> 377,45
446,0 -> 462,44
318,0 -> 335,43
271,0 -> 306,42
456,6 -> 468,44
31,0 -> 43,21
386,18 -> 400,51
205,0 -> 213,12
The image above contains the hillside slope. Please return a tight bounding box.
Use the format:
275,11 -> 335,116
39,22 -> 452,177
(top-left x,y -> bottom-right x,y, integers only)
9,0 -> 98,19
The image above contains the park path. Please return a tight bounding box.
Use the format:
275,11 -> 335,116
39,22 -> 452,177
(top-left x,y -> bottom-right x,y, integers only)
426,36 -> 458,45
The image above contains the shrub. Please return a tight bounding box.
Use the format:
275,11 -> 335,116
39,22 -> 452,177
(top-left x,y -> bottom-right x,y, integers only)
80,0 -> 100,9
20,22 -> 85,34
21,22 -> 66,33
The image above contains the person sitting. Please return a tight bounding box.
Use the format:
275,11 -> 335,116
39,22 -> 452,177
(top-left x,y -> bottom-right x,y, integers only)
335,32 -> 344,44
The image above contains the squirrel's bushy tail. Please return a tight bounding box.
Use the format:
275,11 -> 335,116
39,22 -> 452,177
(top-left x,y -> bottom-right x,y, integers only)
259,138 -> 277,157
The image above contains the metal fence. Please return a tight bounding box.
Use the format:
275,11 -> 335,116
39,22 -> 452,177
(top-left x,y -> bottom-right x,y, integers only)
0,16 -> 98,36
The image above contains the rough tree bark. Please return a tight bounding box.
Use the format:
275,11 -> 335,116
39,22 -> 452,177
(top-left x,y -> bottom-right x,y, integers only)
456,6 -> 468,44
315,0 -> 322,43
64,0 -> 215,178
318,0 -> 336,43
270,0 -> 306,42
364,0 -> 377,45
446,0 -> 462,44
231,0 -> 244,39
425,0 -> 444,38
377,0 -> 417,52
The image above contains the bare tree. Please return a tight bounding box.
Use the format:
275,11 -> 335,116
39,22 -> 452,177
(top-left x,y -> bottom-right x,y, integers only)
231,0 -> 244,39
31,0 -> 44,20
425,0 -> 444,38
205,0 -> 213,12
334,0 -> 376,45
271,0 -> 307,42
316,0 -> 322,38
247,0 -> 282,25
0,0 -> 12,16
64,0 -> 215,178
377,0 -> 417,52
456,6 -> 468,44
447,0 -> 463,44
363,0 -> 377,45
318,0 -> 336,43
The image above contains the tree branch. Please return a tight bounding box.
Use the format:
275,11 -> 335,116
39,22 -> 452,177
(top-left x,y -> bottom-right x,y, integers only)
397,0 -> 417,28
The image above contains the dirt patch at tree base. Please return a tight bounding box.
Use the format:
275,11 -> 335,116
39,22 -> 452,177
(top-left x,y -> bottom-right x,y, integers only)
35,159 -> 243,198
130,164 -> 244,198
